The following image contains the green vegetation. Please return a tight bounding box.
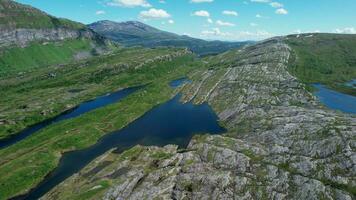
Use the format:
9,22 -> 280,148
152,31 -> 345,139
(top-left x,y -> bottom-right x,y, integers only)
0,47 -> 188,139
0,46 -> 203,199
0,0 -> 84,29
0,39 -> 96,76
286,33 -> 356,95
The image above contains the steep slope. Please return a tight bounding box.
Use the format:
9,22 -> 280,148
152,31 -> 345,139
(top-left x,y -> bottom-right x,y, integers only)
0,0 -> 113,76
89,20 -> 250,56
44,37 -> 355,199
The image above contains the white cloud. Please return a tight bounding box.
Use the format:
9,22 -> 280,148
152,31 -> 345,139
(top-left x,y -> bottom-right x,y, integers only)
139,8 -> 171,19
250,0 -> 270,3
191,0 -> 213,3
207,18 -> 213,23
168,19 -> 174,24
335,27 -> 356,34
108,0 -> 151,7
251,0 -> 286,10
95,10 -> 106,15
270,2 -> 283,8
250,23 -> 258,27
216,20 -> 235,27
193,10 -> 210,17
222,10 -> 238,16
275,8 -> 288,15
201,28 -> 274,41
256,14 -> 262,18
201,27 -> 232,37
235,30 -> 274,40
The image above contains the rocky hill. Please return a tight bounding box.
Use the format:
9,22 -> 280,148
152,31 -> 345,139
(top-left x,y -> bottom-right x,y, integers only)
89,20 -> 251,56
0,0 -> 107,48
0,0 -> 115,76
43,37 -> 356,199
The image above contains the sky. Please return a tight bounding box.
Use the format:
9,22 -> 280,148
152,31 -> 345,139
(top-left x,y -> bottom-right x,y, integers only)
15,0 -> 356,41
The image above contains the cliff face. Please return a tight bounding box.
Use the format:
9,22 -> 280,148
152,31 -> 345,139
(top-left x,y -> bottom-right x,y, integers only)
0,0 -> 106,49
0,28 -> 99,48
43,38 -> 355,199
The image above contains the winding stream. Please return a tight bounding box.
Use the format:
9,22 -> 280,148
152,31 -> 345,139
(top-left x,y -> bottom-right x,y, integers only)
0,87 -> 141,149
14,79 -> 225,200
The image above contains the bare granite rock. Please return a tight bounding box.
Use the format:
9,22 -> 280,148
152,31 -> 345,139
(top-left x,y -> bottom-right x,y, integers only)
0,28 -> 98,48
43,37 -> 356,200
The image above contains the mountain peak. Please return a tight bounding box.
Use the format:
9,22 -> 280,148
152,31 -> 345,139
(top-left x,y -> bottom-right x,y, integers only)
89,20 -> 160,33
89,20 -> 250,55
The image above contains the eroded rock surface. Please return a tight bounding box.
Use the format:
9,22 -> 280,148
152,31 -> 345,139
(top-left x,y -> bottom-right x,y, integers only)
0,28 -> 98,48
44,38 -> 356,199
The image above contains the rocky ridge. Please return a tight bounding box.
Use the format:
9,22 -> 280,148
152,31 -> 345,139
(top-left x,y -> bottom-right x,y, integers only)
0,28 -> 100,48
43,38 -> 356,199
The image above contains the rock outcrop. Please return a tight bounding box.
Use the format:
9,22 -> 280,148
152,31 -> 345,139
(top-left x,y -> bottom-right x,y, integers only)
43,38 -> 356,199
0,28 -> 99,48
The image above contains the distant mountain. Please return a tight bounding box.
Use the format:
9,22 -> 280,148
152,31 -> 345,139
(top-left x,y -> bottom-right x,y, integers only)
89,20 -> 251,55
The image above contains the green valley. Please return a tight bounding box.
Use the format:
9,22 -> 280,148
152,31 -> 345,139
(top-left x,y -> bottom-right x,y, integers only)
0,0 -> 355,200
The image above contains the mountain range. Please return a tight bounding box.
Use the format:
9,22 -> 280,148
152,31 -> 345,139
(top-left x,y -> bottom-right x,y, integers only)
88,20 -> 251,56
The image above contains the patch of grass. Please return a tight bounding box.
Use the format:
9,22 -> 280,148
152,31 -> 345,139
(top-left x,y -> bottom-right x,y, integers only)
75,181 -> 110,200
150,151 -> 173,160
0,39 -> 94,76
119,146 -> 144,161
320,178 -> 356,197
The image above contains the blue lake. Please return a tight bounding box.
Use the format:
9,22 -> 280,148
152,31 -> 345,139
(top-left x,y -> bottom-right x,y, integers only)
14,79 -> 225,200
0,86 -> 141,149
313,83 -> 356,114
169,77 -> 192,88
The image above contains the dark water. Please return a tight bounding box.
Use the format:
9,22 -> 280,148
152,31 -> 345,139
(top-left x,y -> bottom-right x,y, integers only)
0,87 -> 141,149
313,83 -> 356,114
16,94 -> 225,200
169,77 -> 192,88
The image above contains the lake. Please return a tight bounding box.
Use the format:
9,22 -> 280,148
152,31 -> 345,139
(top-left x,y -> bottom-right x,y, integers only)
313,83 -> 356,114
169,77 -> 192,88
13,79 -> 225,200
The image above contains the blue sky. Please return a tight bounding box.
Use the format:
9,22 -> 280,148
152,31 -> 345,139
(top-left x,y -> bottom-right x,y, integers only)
15,0 -> 356,41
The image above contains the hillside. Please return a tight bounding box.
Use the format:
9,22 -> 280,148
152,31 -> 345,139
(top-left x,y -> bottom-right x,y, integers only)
89,20 -> 250,56
286,33 -> 356,95
0,0 -> 84,29
0,0 -> 113,76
